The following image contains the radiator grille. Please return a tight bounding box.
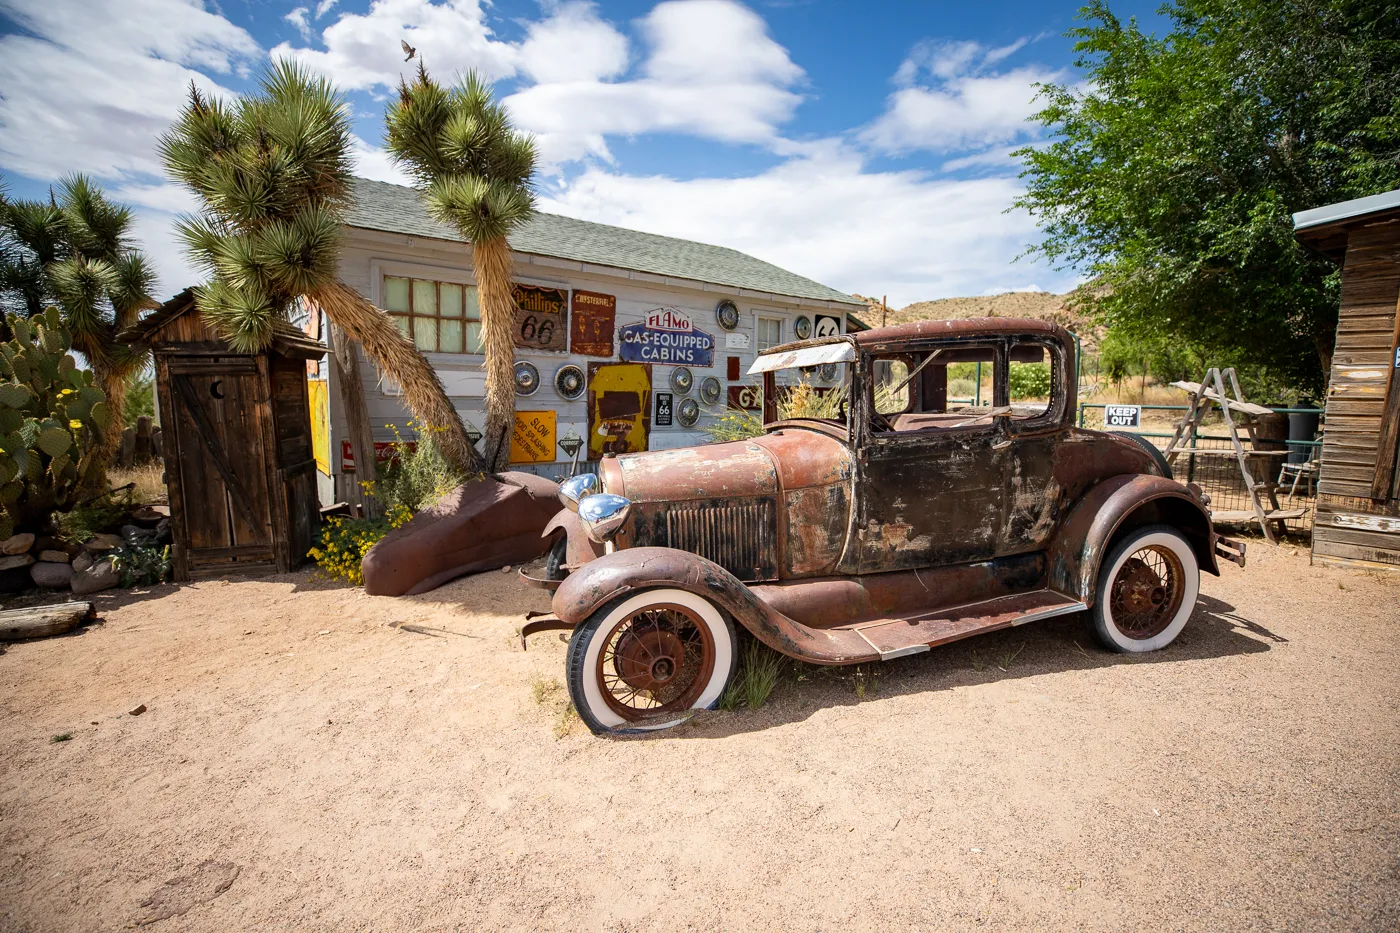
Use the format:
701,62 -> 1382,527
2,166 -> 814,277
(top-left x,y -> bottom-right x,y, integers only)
663,500 -> 777,581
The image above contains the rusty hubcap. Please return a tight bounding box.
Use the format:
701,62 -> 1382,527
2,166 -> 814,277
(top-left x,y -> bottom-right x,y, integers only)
1109,545 -> 1184,640
598,604 -> 715,720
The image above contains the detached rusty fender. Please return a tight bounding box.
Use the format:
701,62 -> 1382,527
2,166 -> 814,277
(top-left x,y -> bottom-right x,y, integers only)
551,547 -> 880,665
1048,473 -> 1218,605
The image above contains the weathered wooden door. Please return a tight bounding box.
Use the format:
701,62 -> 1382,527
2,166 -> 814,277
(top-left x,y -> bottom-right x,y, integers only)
165,356 -> 276,576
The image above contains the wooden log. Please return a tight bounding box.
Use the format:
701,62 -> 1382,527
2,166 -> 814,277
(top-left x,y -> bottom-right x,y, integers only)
134,415 -> 153,462
0,602 -> 96,641
119,426 -> 136,467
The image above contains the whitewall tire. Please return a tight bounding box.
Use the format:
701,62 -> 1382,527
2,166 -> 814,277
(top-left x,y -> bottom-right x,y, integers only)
566,588 -> 737,735
1091,524 -> 1199,653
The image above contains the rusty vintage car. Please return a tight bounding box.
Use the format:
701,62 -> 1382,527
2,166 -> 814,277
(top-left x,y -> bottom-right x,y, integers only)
526,318 -> 1246,735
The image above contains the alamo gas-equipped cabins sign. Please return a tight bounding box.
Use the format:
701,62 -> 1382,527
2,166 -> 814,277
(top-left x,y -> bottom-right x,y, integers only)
619,308 -> 715,367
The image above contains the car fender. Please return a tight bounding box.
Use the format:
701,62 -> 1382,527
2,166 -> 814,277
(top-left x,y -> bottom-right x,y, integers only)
551,547 -> 879,665
541,508 -> 605,570
1048,474 -> 1219,606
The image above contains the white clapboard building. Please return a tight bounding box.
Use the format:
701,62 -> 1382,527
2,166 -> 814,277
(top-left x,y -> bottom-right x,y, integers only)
313,178 -> 863,495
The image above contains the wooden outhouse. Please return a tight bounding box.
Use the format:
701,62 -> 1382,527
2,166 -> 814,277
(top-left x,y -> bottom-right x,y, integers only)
1293,190 -> 1400,571
125,290 -> 325,580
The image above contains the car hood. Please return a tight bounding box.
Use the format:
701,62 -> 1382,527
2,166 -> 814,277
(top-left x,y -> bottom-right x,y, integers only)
602,429 -> 851,503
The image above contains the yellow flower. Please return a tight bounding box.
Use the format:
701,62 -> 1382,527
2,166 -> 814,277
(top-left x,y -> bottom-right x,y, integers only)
68,419 -> 82,429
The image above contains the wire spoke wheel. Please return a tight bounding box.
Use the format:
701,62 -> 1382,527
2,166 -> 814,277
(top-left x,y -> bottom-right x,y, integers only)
1108,544 -> 1185,640
596,603 -> 716,721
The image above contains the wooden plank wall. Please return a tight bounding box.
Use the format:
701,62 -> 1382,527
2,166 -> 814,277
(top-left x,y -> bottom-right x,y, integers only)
1314,220 -> 1400,570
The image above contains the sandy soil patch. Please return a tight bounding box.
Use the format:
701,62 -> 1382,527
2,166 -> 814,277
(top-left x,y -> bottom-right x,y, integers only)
2,544 -> 1397,931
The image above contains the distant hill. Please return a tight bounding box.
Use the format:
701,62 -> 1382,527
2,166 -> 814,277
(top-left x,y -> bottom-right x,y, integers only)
850,290 -> 1099,349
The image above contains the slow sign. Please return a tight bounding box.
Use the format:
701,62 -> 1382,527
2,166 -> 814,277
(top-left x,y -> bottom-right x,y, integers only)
510,410 -> 557,464
1105,404 -> 1142,428
512,283 -> 568,352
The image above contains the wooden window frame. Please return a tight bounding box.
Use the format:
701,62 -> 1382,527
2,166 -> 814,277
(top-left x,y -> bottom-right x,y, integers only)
383,275 -> 482,355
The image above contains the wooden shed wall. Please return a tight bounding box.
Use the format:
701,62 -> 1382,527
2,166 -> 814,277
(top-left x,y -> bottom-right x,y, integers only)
1313,221 -> 1400,570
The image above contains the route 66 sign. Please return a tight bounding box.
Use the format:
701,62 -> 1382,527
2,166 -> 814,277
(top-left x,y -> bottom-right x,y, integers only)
512,283 -> 568,352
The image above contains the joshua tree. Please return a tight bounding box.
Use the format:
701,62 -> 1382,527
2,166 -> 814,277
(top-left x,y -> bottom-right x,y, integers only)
385,66 -> 537,471
0,175 -> 157,462
158,60 -> 483,475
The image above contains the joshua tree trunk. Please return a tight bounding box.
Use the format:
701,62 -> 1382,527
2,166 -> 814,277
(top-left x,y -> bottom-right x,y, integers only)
473,237 -> 517,472
315,280 -> 484,476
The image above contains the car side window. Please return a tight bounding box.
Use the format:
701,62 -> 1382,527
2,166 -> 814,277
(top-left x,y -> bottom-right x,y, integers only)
1006,339 -> 1065,429
870,344 -> 1007,434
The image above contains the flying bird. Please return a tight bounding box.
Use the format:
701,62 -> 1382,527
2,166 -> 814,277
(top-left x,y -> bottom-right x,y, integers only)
401,40 -> 416,61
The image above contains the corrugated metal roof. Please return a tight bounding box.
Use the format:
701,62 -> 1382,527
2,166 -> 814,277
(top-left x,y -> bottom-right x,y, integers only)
345,177 -> 862,307
1292,188 -> 1400,231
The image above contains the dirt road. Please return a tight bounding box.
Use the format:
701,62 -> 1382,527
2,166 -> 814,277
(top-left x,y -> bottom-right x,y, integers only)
2,543 -> 1397,931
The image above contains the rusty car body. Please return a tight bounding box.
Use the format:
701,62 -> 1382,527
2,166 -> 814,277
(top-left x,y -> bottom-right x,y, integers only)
525,318 -> 1245,734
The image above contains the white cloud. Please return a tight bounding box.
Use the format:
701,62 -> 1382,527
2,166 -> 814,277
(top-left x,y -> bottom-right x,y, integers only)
517,2 -> 629,84
506,0 -> 803,165
864,39 -> 1058,156
271,0 -> 519,91
315,0 -> 339,18
0,0 -> 258,180
349,137 -> 412,186
285,7 -> 313,41
540,147 -> 1074,307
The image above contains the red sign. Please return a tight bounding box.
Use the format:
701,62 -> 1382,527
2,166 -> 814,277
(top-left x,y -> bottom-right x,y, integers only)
340,439 -> 417,472
570,290 -> 615,357
512,283 -> 568,352
727,384 -> 762,410
645,307 -> 692,331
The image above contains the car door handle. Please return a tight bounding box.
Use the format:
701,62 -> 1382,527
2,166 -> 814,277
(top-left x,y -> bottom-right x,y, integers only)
992,439 -> 1012,450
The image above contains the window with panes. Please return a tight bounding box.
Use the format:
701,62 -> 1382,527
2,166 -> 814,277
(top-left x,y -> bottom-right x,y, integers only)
757,316 -> 784,350
382,275 -> 483,354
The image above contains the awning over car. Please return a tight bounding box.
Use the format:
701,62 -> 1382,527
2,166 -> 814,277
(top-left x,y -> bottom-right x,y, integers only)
747,341 -> 856,375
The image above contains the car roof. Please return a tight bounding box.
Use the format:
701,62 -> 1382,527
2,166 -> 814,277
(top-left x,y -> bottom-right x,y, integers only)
851,317 -> 1068,347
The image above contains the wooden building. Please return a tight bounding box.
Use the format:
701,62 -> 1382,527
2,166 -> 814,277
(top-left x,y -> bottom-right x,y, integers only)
1294,190 -> 1400,571
124,290 -> 325,580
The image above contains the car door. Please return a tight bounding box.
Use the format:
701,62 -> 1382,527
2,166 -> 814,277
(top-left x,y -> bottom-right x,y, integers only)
847,343 -> 1011,574
1000,336 -> 1074,555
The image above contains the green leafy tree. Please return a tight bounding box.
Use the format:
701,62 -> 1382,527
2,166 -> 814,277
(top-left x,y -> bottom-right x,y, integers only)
0,176 -> 156,461
158,60 -> 483,475
1017,0 -> 1400,396
385,66 -> 538,471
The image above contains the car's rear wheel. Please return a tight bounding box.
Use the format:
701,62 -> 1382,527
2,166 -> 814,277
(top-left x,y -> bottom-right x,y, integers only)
1111,430 -> 1173,478
1091,524 -> 1199,653
544,536 -> 568,581
566,588 -> 736,735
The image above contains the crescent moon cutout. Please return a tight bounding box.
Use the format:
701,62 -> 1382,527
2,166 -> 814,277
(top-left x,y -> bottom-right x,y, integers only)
209,379 -> 225,399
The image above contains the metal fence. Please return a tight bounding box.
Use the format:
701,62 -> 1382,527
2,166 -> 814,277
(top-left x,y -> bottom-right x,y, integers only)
1078,403 -> 1323,537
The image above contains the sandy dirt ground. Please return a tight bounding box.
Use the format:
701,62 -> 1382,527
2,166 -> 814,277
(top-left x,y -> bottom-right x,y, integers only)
2,542 -> 1397,932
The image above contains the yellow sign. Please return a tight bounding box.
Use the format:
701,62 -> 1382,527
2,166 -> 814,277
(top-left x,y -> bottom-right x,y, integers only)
510,410 -> 557,464
307,378 -> 330,475
588,363 -> 651,459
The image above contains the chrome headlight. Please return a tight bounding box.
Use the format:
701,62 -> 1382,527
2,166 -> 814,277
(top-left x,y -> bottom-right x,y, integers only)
558,473 -> 598,512
578,493 -> 632,543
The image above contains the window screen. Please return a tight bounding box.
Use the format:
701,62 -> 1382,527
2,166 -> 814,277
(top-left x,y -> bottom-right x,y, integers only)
383,276 -> 483,354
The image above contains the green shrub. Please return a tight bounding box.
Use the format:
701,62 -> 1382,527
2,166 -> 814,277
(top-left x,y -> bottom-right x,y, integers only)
124,373 -> 155,421
704,381 -> 849,444
1008,362 -> 1051,400
368,421 -> 468,513
52,487 -> 132,546
111,543 -> 173,586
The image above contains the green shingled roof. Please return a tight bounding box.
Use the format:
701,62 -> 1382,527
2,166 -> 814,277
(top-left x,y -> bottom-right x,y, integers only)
345,178 -> 862,307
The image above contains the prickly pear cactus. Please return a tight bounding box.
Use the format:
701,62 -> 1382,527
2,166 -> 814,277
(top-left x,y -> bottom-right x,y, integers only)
0,308 -> 110,539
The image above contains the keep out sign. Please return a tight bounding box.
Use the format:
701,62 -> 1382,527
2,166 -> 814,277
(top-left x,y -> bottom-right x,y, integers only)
619,307 -> 715,366
1105,404 -> 1141,427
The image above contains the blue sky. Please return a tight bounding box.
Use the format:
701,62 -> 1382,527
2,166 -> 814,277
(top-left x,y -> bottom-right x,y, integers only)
0,0 -> 1167,306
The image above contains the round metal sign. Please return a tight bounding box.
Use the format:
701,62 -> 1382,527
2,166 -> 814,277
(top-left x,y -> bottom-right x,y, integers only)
700,376 -> 722,405
514,361 -> 540,396
715,299 -> 740,331
794,315 -> 812,340
677,397 -> 700,426
817,362 -> 838,382
670,366 -> 694,395
555,364 -> 585,400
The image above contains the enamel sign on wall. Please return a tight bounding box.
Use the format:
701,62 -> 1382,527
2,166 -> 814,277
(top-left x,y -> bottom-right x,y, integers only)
512,283 -> 568,352
587,362 -> 652,459
570,289 -> 615,357
618,308 -> 715,366
510,410 -> 557,464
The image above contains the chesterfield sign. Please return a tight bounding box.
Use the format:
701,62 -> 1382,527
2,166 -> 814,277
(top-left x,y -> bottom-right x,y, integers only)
619,308 -> 715,366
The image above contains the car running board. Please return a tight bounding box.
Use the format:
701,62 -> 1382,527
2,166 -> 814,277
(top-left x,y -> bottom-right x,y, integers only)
835,590 -> 1087,661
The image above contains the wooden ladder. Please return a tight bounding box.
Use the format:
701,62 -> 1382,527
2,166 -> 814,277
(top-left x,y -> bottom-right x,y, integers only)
1163,368 -> 1299,544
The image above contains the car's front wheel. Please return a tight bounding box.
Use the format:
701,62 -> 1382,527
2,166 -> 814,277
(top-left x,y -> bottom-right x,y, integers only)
1091,524 -> 1199,653
566,588 -> 737,735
